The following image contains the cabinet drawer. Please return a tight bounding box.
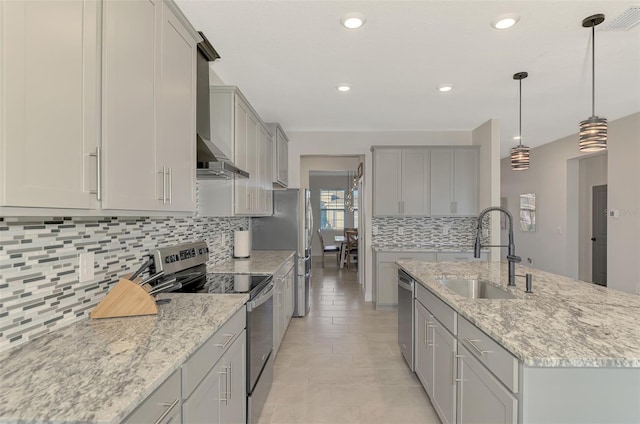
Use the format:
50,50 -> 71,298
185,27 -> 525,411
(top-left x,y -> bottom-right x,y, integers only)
274,256 -> 295,278
436,252 -> 487,262
123,370 -> 181,424
182,306 -> 246,398
415,284 -> 456,334
378,252 -> 437,262
458,316 -> 518,393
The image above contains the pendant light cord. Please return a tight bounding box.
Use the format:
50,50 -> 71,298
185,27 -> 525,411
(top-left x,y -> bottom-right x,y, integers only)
519,78 -> 523,147
591,25 -> 596,117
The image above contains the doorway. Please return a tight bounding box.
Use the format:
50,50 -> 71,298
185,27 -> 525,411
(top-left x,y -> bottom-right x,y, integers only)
592,185 -> 607,286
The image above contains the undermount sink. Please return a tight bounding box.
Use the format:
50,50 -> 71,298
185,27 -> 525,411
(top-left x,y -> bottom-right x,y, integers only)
437,279 -> 516,300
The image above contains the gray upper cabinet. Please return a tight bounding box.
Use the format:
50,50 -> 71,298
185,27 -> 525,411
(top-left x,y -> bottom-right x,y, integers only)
2,0 -> 199,213
373,147 -> 429,216
1,0 -> 100,209
267,123 -> 289,189
102,0 -> 198,212
430,147 -> 479,216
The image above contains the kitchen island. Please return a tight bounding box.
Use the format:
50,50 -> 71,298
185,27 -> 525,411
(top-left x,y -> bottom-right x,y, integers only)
398,260 -> 640,423
0,293 -> 248,423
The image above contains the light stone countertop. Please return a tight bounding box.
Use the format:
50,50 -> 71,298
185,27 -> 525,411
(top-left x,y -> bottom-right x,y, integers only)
207,250 -> 295,275
0,293 -> 249,424
398,260 -> 640,368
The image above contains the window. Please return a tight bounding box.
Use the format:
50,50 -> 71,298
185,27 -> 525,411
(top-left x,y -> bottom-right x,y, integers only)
320,189 -> 345,230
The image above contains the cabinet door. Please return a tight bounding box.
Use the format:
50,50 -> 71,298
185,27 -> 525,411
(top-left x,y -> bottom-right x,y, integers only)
220,330 -> 246,424
453,149 -> 479,216
157,2 -> 196,212
124,370 -> 181,424
373,149 -> 402,216
430,149 -> 454,215
457,345 -> 517,424
376,262 -> 398,306
401,148 -> 430,215
234,97 -> 251,215
273,277 -> 282,354
276,129 -> 288,186
432,323 -> 457,424
2,0 -> 99,208
414,301 -> 434,397
102,0 -> 161,210
183,359 -> 222,423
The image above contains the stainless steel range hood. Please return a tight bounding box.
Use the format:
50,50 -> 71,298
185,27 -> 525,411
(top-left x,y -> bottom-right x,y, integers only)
196,32 -> 249,180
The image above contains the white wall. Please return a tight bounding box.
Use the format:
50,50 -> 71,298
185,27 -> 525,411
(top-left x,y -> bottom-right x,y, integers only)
472,119 -> 501,261
501,112 -> 640,294
288,130 -> 473,302
578,154 -> 607,282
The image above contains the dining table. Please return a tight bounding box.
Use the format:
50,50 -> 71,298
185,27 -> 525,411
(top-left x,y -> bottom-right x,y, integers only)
334,235 -> 357,269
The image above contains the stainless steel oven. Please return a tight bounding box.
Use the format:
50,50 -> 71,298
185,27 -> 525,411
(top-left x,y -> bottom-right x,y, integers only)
149,241 -> 275,424
398,269 -> 415,371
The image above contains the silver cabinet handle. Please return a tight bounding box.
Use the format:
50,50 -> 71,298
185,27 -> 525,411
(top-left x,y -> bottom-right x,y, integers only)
88,147 -> 102,200
218,366 -> 229,405
158,167 -> 167,204
427,322 -> 435,347
463,337 -> 491,356
167,167 -> 172,205
424,319 -> 428,346
227,362 -> 232,401
154,398 -> 179,424
455,354 -> 464,383
214,333 -> 236,349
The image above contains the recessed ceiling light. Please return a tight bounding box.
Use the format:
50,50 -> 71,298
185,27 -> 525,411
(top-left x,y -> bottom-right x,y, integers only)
492,14 -> 520,30
437,84 -> 454,92
336,84 -> 351,92
341,13 -> 366,29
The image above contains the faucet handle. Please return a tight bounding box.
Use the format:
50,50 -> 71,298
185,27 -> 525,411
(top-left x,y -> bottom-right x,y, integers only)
506,254 -> 522,263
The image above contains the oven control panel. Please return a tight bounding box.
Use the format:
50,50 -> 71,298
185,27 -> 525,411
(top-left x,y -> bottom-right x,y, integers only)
151,241 -> 210,275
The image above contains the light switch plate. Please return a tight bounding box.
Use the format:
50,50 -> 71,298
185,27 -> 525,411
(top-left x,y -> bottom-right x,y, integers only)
79,252 -> 95,283
443,226 -> 450,236
482,228 -> 489,237
372,226 -> 379,235
398,227 -> 404,236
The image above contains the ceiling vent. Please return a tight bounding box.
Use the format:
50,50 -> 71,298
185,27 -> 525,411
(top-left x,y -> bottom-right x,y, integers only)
601,6 -> 640,31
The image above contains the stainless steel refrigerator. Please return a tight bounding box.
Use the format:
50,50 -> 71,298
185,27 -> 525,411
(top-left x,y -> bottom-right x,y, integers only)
252,189 -> 312,317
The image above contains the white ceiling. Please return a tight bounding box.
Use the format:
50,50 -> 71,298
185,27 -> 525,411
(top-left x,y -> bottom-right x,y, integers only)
176,1 -> 640,157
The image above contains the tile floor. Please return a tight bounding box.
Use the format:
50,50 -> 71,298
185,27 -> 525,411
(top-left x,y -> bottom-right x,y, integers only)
258,262 -> 441,424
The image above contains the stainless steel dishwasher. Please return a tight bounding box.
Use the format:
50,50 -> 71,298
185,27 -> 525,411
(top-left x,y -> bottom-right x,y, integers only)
397,269 -> 415,371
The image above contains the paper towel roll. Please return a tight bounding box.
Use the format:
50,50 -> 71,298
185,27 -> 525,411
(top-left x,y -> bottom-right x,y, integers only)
233,230 -> 250,258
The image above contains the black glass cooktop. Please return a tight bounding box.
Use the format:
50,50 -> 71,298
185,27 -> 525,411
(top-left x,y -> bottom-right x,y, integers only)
166,266 -> 271,298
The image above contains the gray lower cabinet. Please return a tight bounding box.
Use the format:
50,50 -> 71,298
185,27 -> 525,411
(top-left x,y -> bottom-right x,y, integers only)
183,329 -> 246,423
374,251 -> 437,307
414,295 -> 456,424
122,370 -> 181,424
274,260 -> 295,355
457,344 -> 517,424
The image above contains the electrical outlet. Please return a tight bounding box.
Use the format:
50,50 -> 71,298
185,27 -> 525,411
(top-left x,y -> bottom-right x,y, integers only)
221,234 -> 227,245
79,252 -> 94,283
398,227 -> 405,236
442,226 -> 450,236
482,228 -> 489,238
372,226 -> 379,235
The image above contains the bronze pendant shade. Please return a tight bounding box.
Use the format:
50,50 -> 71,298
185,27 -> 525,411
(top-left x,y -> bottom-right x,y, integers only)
511,72 -> 530,171
579,14 -> 607,152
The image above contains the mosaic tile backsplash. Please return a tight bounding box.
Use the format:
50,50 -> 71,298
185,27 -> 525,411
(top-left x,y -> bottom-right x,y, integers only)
0,215 -> 248,352
371,216 -> 489,247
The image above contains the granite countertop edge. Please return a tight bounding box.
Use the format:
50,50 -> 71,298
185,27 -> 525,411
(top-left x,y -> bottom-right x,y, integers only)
372,245 -> 488,253
0,293 -> 250,424
397,261 -> 640,369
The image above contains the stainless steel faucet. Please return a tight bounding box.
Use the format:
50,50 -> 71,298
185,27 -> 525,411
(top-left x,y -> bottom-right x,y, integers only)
474,206 -> 522,286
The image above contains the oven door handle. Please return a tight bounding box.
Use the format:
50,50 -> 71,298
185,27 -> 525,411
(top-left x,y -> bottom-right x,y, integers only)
398,279 -> 413,292
247,281 -> 274,312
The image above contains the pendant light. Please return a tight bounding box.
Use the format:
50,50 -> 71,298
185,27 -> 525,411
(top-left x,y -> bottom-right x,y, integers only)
579,14 -> 607,152
511,72 -> 530,171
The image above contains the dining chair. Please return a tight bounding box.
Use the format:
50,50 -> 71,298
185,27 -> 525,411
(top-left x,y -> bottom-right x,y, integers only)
345,230 -> 358,271
317,229 -> 340,268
